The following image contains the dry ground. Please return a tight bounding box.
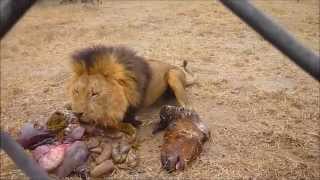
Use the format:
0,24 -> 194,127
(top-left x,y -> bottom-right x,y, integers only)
1,0 -> 319,179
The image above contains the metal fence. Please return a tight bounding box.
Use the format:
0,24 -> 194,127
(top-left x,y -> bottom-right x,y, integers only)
0,0 -> 319,179
221,0 -> 319,81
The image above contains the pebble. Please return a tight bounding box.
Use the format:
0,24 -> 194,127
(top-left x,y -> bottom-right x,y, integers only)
96,143 -> 112,164
90,160 -> 114,177
90,147 -> 102,154
68,126 -> 85,140
87,138 -> 100,149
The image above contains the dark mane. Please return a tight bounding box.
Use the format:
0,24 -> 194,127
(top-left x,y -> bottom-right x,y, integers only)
71,45 -> 151,107
71,45 -> 135,69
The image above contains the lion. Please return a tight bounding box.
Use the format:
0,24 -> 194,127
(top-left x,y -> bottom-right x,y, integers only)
66,45 -> 195,132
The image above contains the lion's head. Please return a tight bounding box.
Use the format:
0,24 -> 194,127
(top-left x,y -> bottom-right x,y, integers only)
66,46 -> 143,128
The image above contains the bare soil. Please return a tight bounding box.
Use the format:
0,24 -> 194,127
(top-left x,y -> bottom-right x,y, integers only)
1,0 -> 319,179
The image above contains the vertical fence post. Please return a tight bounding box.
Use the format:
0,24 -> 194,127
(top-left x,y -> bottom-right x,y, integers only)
0,0 -> 37,39
0,131 -> 51,180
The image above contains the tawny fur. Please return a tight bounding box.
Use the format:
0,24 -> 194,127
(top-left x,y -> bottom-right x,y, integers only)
66,45 -> 194,129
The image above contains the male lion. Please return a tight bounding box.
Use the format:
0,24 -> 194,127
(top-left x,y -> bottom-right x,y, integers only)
66,45 -> 195,131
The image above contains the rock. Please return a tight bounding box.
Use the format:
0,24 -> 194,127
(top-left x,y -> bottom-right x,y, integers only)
90,147 -> 102,154
96,143 -> 112,164
90,152 -> 99,160
90,160 -> 114,177
88,156 -> 97,169
17,123 -> 54,150
86,138 -> 100,149
68,126 -> 85,140
55,141 -> 89,178
111,143 -> 123,163
35,144 -> 68,171
112,140 -> 131,164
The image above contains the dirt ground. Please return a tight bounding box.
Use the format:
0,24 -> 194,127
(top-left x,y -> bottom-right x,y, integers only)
1,0 -> 319,179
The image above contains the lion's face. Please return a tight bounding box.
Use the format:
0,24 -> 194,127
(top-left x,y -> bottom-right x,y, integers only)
67,73 -> 128,126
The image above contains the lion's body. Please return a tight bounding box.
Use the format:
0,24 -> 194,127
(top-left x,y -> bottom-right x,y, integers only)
143,59 -> 187,107
67,45 -> 192,129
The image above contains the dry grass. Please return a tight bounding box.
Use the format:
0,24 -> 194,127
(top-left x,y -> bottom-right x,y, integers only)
1,0 -> 319,179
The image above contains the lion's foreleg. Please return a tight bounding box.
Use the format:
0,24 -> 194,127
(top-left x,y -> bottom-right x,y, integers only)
166,69 -> 189,107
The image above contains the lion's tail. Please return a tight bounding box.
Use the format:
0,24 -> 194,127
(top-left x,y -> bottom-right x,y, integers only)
182,60 -> 198,87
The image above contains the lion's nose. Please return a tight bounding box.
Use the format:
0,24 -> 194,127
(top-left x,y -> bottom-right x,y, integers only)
73,112 -> 83,118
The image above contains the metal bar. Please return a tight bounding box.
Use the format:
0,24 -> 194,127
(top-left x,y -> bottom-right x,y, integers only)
0,0 -> 37,39
220,0 -> 320,81
0,131 -> 51,180
0,1 -> 50,179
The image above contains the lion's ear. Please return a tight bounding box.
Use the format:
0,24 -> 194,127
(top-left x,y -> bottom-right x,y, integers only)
71,60 -> 85,76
